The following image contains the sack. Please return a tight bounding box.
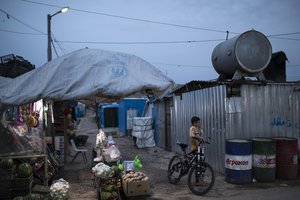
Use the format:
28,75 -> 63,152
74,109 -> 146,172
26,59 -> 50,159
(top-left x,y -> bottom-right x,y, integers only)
92,162 -> 114,179
96,129 -> 107,148
103,145 -> 121,163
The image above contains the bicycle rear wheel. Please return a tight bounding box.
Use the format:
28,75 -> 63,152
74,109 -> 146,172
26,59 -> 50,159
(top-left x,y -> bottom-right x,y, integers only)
188,162 -> 215,195
167,155 -> 183,184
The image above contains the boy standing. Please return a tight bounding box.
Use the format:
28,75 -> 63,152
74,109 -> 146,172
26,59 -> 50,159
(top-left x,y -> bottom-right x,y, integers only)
189,116 -> 204,152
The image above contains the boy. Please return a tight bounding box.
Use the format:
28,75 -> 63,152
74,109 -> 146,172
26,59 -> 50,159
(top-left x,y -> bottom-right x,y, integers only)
189,116 -> 204,152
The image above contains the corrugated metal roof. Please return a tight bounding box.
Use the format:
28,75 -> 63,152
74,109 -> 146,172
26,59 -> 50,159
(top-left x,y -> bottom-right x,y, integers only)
173,80 -> 300,95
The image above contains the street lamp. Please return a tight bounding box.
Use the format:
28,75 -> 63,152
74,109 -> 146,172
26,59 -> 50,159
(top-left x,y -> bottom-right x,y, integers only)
47,7 -> 69,61
45,6 -> 69,167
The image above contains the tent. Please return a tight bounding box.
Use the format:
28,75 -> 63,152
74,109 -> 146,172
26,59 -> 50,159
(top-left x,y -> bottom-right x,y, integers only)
0,48 -> 174,107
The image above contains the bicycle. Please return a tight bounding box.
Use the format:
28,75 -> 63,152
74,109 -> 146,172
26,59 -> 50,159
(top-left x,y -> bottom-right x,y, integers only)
167,137 -> 215,195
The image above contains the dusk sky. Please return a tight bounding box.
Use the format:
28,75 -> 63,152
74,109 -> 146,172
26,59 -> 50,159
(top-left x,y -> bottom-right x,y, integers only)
1,0 -> 299,84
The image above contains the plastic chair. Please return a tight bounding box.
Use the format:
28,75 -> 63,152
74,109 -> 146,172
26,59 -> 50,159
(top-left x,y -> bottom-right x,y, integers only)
70,139 -> 87,163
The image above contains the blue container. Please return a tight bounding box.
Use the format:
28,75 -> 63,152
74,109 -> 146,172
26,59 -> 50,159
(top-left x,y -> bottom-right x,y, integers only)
101,103 -> 119,128
225,139 -> 252,184
118,98 -> 147,135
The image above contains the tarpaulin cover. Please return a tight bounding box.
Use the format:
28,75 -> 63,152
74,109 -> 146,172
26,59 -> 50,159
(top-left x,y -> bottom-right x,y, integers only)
0,48 -> 174,106
0,48 -> 174,156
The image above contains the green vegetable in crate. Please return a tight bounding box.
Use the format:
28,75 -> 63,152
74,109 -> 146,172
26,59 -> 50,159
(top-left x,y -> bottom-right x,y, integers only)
102,184 -> 114,191
102,191 -> 111,200
0,158 -> 14,169
17,162 -> 33,178
102,191 -> 118,200
134,156 -> 142,170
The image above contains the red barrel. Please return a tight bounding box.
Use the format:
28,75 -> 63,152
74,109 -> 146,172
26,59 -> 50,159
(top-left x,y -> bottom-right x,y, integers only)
273,137 -> 298,179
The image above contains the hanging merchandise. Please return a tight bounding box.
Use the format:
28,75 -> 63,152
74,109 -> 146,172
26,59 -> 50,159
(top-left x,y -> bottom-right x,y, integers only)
14,114 -> 26,126
26,115 -> 36,127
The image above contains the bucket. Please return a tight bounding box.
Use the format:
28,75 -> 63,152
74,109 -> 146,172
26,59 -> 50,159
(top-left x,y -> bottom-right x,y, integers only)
252,138 -> 276,182
225,139 -> 252,184
273,137 -> 298,179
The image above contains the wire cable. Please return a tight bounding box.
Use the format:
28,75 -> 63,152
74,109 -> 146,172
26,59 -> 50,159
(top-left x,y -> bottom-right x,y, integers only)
51,39 -> 59,58
151,62 -> 211,68
0,28 -> 44,35
267,32 -> 300,37
52,34 -> 66,54
268,36 -> 300,41
56,39 -> 224,45
19,0 -> 237,34
0,8 -> 46,35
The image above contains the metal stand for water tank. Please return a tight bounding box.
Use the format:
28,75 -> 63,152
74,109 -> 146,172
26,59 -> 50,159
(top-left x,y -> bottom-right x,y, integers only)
232,69 -> 266,81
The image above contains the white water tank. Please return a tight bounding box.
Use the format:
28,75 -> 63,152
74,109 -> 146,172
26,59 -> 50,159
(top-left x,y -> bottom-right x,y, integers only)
211,30 -> 272,77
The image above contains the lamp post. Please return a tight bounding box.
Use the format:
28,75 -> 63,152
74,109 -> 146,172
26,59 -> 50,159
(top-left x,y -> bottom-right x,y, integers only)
47,7 -> 69,61
45,7 -> 69,170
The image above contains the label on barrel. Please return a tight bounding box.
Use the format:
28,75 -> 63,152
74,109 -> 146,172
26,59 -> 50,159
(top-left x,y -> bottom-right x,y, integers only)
225,154 -> 252,170
252,154 -> 276,168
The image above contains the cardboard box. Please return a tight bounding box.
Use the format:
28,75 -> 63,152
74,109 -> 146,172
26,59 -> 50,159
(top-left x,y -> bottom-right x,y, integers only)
122,177 -> 150,197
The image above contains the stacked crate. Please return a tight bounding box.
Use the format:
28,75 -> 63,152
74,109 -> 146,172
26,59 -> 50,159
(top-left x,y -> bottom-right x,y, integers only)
0,168 -> 14,199
11,174 -> 33,198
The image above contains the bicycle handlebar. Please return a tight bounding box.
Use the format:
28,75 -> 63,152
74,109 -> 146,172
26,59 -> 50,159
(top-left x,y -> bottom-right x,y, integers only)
192,136 -> 210,144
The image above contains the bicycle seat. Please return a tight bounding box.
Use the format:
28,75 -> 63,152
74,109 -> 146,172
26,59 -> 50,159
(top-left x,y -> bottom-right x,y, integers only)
178,143 -> 188,152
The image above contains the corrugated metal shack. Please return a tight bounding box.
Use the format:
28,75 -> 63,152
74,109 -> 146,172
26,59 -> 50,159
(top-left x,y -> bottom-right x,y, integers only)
152,96 -> 172,150
170,80 -> 300,174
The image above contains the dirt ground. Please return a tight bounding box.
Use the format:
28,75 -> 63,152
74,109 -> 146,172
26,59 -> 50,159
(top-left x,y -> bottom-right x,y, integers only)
59,108 -> 300,200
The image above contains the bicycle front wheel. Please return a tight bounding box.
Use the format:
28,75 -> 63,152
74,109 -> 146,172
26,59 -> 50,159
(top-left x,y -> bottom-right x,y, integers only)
188,162 -> 215,195
167,155 -> 183,184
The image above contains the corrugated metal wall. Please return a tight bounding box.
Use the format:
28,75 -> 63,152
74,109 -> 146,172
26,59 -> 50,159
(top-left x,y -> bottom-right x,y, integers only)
227,84 -> 300,140
171,83 -> 300,174
153,100 -> 166,148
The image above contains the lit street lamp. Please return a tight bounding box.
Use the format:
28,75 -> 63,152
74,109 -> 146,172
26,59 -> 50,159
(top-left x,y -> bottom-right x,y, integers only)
47,7 -> 69,61
46,7 -> 69,166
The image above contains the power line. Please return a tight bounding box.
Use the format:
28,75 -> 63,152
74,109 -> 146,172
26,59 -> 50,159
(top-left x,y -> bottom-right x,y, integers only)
0,28 -> 44,35
0,8 -> 46,35
19,0 -> 236,35
267,32 -> 300,37
0,27 -> 224,45
52,34 -> 66,54
56,39 -> 224,45
152,62 -> 211,68
287,65 -> 300,67
51,39 -> 59,57
268,36 -> 300,41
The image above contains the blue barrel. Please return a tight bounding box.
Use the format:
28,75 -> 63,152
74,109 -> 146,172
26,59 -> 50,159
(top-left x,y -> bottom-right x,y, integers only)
225,139 -> 252,184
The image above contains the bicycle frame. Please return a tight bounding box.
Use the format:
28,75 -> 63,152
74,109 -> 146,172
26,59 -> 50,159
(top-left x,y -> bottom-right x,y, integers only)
174,140 -> 208,178
168,139 -> 215,196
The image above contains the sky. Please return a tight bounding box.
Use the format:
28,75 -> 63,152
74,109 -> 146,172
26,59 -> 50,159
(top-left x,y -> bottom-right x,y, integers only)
0,0 -> 300,84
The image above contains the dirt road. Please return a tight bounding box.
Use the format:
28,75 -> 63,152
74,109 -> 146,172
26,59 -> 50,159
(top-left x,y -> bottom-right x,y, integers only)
61,109 -> 300,200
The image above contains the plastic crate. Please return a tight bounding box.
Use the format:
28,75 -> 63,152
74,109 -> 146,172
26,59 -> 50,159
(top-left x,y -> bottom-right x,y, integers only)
0,167 -> 15,180
11,175 -> 33,198
0,180 -> 11,199
0,192 -> 11,200
97,178 -> 121,200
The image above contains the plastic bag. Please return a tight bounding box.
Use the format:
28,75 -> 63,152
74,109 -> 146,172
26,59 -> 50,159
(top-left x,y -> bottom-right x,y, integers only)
50,178 -> 69,200
107,135 -> 116,145
92,162 -> 114,179
103,145 -> 121,163
96,129 -> 107,149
